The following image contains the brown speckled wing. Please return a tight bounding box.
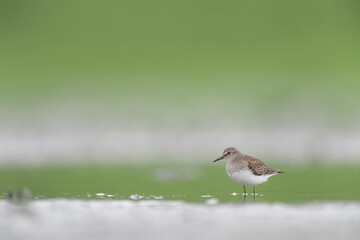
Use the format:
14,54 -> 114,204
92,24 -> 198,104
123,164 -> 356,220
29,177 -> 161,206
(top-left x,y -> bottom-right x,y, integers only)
243,155 -> 278,176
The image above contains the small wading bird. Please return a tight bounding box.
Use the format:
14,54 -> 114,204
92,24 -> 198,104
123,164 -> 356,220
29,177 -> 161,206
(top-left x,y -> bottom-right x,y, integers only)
214,147 -> 284,196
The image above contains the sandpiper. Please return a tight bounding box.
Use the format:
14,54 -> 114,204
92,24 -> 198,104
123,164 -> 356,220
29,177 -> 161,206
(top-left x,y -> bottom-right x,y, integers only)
213,147 -> 283,196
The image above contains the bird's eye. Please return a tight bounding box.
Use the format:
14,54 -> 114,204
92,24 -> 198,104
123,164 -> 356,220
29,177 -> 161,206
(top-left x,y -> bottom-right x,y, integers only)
227,152 -> 231,155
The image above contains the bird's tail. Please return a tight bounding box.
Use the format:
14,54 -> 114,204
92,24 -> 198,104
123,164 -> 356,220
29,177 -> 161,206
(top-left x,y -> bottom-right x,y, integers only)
276,169 -> 285,174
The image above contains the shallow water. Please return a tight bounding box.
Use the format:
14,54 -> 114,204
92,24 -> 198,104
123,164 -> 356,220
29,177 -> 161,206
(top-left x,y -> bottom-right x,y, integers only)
1,164 -> 360,203
1,199 -> 359,240
2,191 -> 357,204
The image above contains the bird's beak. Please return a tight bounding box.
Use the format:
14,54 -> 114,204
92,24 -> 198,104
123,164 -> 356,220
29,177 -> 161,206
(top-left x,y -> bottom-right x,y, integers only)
213,156 -> 224,162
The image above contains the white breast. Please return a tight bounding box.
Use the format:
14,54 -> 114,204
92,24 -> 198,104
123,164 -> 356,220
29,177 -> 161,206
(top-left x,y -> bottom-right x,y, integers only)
227,169 -> 274,186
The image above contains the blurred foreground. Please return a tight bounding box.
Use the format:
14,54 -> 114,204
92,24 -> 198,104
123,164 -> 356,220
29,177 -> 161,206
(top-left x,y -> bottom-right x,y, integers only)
1,200 -> 359,240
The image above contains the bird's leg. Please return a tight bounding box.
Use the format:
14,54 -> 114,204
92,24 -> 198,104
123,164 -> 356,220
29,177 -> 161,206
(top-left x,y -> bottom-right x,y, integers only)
253,186 -> 256,202
243,185 -> 246,196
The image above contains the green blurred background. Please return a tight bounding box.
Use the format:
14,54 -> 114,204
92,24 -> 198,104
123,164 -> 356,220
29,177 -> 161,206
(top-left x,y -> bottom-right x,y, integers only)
0,0 -> 359,201
1,0 -> 359,115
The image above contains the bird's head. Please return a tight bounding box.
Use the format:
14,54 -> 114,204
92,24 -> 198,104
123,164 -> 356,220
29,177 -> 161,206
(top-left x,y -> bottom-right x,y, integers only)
213,147 -> 239,162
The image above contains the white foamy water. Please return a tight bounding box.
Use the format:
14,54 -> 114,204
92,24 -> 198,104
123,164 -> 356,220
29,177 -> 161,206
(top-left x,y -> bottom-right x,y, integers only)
1,200 -> 359,240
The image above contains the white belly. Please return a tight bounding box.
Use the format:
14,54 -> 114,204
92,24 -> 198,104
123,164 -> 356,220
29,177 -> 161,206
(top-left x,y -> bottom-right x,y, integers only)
227,170 -> 274,186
